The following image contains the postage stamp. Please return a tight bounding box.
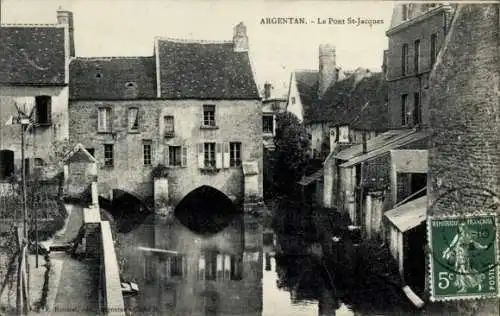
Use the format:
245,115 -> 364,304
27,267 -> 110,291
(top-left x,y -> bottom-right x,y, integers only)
428,187 -> 500,302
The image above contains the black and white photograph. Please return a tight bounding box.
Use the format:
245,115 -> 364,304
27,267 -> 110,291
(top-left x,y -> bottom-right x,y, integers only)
0,0 -> 499,315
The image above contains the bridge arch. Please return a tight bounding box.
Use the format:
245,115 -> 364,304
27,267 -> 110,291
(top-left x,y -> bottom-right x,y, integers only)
98,187 -> 152,233
174,185 -> 241,235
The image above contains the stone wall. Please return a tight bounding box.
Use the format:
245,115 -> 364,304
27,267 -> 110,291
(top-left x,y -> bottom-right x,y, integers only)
427,4 -> 499,313
69,99 -> 263,205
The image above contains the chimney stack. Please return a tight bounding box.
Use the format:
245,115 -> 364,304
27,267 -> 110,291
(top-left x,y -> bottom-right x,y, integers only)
264,82 -> 272,100
57,8 -> 75,57
233,22 -> 248,52
318,44 -> 337,99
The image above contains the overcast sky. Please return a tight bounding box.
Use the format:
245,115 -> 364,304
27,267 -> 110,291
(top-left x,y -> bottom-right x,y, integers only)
1,0 -> 394,96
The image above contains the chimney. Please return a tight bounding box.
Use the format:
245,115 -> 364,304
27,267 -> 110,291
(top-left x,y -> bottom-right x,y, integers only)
57,8 -> 75,57
233,22 -> 248,52
318,44 -> 337,98
264,82 -> 272,100
362,132 -> 368,153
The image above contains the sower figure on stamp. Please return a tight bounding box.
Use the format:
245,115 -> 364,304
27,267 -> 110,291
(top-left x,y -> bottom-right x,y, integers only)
442,222 -> 487,293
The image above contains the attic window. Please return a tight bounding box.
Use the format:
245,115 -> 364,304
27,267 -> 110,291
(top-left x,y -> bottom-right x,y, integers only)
96,73 -> 103,79
125,82 -> 137,88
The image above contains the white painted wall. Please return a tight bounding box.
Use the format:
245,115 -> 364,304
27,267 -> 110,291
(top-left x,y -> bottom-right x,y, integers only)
286,73 -> 304,122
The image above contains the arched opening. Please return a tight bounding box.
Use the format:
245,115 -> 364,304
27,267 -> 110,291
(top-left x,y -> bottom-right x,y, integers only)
0,150 -> 15,180
174,186 -> 241,235
103,189 -> 153,233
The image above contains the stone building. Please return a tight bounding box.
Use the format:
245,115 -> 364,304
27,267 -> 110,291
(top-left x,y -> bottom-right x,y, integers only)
426,4 -> 499,312
262,82 -> 286,151
68,22 -> 262,213
385,3 -> 454,129
0,9 -> 74,179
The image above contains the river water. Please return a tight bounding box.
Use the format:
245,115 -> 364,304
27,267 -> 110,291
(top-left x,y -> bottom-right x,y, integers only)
113,212 -> 356,316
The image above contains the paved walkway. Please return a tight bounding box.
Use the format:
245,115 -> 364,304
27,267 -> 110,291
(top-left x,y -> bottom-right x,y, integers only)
49,204 -> 101,315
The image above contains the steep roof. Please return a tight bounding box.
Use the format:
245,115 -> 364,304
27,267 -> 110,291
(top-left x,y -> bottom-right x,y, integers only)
0,26 -> 66,85
305,71 -> 388,131
156,39 -> 260,99
69,57 -> 157,100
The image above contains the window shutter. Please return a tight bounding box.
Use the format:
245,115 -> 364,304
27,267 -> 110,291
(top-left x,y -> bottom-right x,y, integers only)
216,254 -> 223,280
197,143 -> 204,168
166,257 -> 172,278
224,255 -> 231,280
223,143 -> 230,169
165,145 -> 170,166
198,256 -> 205,280
181,146 -> 188,167
98,109 -> 104,131
216,143 -> 223,169
272,114 -> 276,136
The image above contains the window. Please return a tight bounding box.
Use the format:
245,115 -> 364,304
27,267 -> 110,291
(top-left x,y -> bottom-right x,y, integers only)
203,104 -> 216,127
169,146 -> 182,166
203,251 -> 217,281
170,255 -> 184,277
338,126 -> 350,143
291,97 -> 296,105
33,158 -> 44,168
430,34 -> 437,67
204,143 -> 216,168
144,255 -> 154,283
401,94 -> 408,126
35,96 -> 51,125
401,44 -> 408,76
414,40 -> 420,73
413,92 -> 421,125
85,148 -> 95,158
230,255 -> 243,280
104,144 -> 114,167
164,115 -> 174,136
262,114 -> 274,134
128,107 -> 139,132
98,107 -> 111,133
230,142 -> 241,167
143,140 -> 152,166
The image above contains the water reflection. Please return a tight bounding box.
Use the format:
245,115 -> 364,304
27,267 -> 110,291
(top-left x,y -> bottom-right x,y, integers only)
116,213 -> 354,316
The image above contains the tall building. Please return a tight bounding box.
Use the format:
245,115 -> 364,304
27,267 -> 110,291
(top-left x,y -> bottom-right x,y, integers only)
68,22 -> 263,213
0,9 -> 74,179
385,3 -> 454,129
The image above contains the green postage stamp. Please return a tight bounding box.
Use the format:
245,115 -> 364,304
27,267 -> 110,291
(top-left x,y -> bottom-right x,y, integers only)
428,214 -> 499,301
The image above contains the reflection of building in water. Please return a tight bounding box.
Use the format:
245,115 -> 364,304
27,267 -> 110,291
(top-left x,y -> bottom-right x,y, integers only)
122,214 -> 263,315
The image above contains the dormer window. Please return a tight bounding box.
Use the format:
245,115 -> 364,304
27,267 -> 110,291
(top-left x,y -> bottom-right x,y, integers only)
35,96 -> 52,126
338,125 -> 350,144
202,104 -> 217,128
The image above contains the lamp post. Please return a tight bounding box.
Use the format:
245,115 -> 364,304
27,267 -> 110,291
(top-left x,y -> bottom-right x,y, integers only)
6,103 -> 34,315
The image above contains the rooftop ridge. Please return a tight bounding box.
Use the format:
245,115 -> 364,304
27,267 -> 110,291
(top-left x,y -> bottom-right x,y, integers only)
73,56 -> 154,60
0,23 -> 63,27
155,36 -> 233,44
294,69 -> 317,73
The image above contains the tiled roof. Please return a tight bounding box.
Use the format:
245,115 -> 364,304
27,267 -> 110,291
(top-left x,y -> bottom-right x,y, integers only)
157,39 -> 260,99
306,72 -> 388,130
293,71 -> 319,120
0,26 -> 66,85
69,57 -> 157,100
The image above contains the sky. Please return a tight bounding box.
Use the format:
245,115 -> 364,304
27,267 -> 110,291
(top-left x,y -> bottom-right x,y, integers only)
1,0 -> 395,96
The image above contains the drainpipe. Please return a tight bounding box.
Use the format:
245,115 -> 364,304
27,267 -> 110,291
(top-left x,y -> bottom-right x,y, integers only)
362,131 -> 367,154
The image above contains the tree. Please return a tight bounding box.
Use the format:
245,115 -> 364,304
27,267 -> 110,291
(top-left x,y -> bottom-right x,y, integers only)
271,112 -> 310,197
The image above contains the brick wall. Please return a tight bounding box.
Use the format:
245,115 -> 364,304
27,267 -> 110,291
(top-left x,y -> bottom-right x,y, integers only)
428,4 -> 499,201
427,4 -> 499,313
386,7 -> 453,129
69,99 -> 263,205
